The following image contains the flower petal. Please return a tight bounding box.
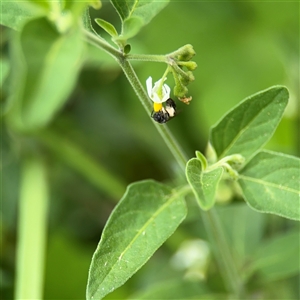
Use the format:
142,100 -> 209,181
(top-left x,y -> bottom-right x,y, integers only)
162,84 -> 171,102
146,76 -> 171,103
152,79 -> 162,93
152,93 -> 162,103
146,76 -> 153,98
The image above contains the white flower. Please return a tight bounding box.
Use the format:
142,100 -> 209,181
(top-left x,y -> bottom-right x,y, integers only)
146,76 -> 171,103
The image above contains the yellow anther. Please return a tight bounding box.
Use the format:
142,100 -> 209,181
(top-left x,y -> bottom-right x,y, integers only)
153,102 -> 163,112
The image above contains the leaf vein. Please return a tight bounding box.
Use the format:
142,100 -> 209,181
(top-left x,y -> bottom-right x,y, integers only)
239,175 -> 299,194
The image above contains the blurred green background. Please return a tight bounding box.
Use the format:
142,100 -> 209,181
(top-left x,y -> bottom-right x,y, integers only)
1,1 -> 299,299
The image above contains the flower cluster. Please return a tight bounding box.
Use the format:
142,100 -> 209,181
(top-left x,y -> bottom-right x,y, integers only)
146,44 -> 197,123
167,44 -> 197,100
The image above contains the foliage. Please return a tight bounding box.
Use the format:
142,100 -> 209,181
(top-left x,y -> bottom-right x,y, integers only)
1,1 -> 299,300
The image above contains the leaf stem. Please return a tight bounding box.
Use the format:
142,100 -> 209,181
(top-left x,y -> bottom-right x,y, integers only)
83,30 -> 244,297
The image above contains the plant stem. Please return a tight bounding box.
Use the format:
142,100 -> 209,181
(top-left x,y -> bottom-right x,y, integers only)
126,53 -> 168,63
15,156 -> 48,299
202,209 -> 244,297
83,31 -> 244,297
83,29 -> 122,58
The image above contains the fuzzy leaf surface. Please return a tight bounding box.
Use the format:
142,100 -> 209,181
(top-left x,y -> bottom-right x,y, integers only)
238,150 -> 300,220
186,158 -> 223,210
111,0 -> 169,39
95,18 -> 118,37
86,180 -> 187,300
210,86 -> 289,161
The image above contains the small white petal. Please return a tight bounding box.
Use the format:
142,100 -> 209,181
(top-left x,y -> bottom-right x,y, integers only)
162,84 -> 171,102
146,76 -> 171,103
152,80 -> 161,93
146,77 -> 153,98
153,94 -> 162,103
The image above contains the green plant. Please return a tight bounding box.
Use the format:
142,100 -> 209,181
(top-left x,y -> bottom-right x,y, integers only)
1,1 -> 299,300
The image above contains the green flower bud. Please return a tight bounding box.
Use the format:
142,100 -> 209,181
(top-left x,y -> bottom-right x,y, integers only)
178,74 -> 189,86
176,44 -> 196,61
178,61 -> 197,71
168,44 -> 196,62
186,71 -> 195,82
174,83 -> 188,98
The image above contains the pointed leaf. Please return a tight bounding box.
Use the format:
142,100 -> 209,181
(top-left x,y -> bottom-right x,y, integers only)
82,7 -> 102,36
186,158 -> 223,210
95,18 -> 118,37
238,150 -> 300,220
86,180 -> 187,300
210,86 -> 289,161
8,17 -> 84,130
111,0 -> 169,40
196,150 -> 208,170
247,230 -> 300,282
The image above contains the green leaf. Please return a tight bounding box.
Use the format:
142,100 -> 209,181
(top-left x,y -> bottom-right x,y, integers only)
0,1 -> 37,30
246,230 -> 300,282
95,18 -> 118,37
186,158 -> 223,210
120,16 -> 143,40
210,86 -> 289,161
86,180 -> 187,300
82,7 -> 100,36
111,0 -> 169,40
196,150 -> 208,170
238,150 -> 300,220
7,17 -> 84,130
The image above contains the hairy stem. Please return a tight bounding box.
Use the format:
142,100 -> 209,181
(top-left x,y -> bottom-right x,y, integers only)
126,53 -> 167,63
84,30 -> 244,297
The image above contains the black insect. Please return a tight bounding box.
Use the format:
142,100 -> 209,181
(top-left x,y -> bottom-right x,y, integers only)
165,98 -> 176,117
151,98 -> 177,124
151,109 -> 170,123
